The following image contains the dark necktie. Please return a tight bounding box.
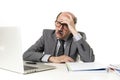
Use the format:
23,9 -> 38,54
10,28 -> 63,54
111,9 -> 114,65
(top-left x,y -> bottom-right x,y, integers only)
57,39 -> 65,56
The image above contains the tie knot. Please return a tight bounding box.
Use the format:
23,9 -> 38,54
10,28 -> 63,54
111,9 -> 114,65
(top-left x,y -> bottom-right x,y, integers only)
59,39 -> 65,44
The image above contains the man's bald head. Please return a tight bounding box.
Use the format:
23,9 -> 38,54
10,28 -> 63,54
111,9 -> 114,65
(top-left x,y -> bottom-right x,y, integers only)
56,12 -> 77,24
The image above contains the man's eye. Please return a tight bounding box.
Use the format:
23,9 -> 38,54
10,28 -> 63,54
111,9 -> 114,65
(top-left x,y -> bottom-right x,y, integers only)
57,22 -> 61,24
62,24 -> 68,27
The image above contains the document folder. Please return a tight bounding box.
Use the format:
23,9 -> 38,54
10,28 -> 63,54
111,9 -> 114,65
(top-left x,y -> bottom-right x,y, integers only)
66,62 -> 106,71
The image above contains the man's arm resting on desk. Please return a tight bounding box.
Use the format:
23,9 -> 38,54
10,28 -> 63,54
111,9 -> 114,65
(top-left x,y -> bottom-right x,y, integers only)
23,35 -> 45,62
48,55 -> 74,63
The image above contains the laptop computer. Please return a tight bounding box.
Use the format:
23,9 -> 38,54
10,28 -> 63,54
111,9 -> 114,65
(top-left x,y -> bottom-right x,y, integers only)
0,27 -> 55,74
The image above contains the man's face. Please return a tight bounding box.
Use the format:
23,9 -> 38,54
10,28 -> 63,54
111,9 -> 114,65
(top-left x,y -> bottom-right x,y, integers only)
55,13 -> 71,39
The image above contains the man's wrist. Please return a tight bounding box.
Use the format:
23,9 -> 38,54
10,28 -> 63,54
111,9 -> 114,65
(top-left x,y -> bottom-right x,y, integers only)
48,56 -> 53,62
73,33 -> 82,41
70,28 -> 78,35
41,54 -> 51,62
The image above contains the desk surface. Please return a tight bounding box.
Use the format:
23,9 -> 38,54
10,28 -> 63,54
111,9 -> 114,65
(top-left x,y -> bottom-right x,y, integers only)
0,62 -> 120,80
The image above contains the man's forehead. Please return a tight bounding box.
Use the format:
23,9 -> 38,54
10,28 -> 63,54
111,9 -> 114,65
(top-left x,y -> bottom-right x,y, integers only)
59,12 -> 73,18
57,12 -> 74,21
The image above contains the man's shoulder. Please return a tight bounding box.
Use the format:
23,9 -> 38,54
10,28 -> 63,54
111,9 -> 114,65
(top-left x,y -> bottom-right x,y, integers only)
78,32 -> 86,40
43,29 -> 55,33
43,29 -> 55,35
79,32 -> 85,36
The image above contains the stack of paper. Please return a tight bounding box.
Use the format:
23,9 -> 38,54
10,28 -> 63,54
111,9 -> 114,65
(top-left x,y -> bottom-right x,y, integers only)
108,64 -> 120,71
107,64 -> 120,76
66,62 -> 107,71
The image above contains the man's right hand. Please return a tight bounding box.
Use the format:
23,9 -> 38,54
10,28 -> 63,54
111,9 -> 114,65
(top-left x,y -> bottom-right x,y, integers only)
48,55 -> 74,63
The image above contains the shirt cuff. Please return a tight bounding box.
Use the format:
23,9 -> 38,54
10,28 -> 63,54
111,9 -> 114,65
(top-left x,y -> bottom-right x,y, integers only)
41,54 -> 51,62
73,33 -> 82,41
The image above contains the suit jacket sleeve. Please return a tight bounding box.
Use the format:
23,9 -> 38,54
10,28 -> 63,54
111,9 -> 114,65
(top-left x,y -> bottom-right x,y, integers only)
23,34 -> 45,62
76,32 -> 95,62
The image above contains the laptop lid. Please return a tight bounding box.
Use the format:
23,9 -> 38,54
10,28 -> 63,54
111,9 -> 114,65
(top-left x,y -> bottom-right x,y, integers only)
0,27 -> 55,74
0,27 -> 24,73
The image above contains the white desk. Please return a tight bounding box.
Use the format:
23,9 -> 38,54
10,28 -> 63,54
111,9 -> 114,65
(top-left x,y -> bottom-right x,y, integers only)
0,63 -> 120,80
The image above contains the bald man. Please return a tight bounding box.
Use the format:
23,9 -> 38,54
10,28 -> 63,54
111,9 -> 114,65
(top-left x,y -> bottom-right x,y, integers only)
23,12 -> 95,63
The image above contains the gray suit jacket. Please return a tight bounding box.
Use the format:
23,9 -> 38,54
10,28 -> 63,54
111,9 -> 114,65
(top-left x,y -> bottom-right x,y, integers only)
23,29 -> 95,62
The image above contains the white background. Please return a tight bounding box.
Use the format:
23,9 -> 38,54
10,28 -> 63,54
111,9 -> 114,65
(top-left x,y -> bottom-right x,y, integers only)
0,0 -> 120,64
